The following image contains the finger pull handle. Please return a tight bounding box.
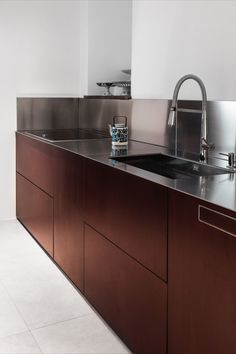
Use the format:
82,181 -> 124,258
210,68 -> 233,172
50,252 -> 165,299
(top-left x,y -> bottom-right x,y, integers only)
198,205 -> 236,238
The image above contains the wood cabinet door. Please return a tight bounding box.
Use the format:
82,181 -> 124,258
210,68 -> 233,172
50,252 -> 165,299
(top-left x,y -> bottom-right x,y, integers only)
84,224 -> 167,354
16,133 -> 54,196
168,190 -> 236,354
16,173 -> 53,256
85,159 -> 168,280
53,149 -> 84,291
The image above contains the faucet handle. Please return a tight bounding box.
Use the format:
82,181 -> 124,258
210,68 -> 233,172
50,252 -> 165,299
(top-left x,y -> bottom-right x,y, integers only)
201,137 -> 215,151
207,142 -> 215,150
168,107 -> 176,127
219,152 -> 236,169
200,138 -> 215,162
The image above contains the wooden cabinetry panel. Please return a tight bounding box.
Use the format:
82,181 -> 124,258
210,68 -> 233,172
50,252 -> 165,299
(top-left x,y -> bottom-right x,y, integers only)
84,224 -> 167,354
85,160 -> 167,280
16,133 -> 54,196
168,190 -> 236,354
16,173 -> 53,256
53,149 -> 84,291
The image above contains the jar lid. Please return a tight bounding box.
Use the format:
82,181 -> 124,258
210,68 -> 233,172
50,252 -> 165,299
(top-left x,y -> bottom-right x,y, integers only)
115,123 -> 125,128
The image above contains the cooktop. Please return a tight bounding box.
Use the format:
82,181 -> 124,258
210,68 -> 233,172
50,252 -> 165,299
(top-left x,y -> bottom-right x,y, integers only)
24,129 -> 110,142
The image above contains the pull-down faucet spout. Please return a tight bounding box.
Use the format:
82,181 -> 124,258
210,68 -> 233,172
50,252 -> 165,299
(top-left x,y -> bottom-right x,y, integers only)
168,74 -> 214,162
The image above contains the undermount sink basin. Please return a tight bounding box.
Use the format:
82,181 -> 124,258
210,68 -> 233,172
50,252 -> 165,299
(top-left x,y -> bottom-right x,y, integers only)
111,154 -> 232,180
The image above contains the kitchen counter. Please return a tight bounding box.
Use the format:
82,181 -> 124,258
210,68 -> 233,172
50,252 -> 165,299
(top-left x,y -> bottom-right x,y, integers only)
17,131 -> 236,213
15,130 -> 236,354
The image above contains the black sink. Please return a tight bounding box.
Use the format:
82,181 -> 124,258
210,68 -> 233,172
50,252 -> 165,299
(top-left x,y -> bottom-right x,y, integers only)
111,154 -> 232,180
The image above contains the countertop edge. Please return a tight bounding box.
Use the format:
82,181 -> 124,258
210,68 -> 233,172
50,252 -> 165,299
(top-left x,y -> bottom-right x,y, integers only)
15,131 -> 236,214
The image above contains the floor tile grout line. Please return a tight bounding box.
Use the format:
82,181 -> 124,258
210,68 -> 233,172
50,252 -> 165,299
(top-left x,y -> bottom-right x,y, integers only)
1,272 -> 32,331
1,285 -> 43,354
1,279 -> 125,353
30,316 -> 130,354
27,328 -> 44,354
1,266 -> 93,353
0,233 -> 92,352
2,279 -> 92,333
0,237 -> 93,353
0,220 -> 45,353
0,329 -> 29,341
0,220 -> 129,354
30,312 -> 92,332
29,314 -> 95,354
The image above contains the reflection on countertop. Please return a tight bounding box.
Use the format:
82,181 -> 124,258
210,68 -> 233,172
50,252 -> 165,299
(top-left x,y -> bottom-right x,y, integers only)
17,131 -> 236,213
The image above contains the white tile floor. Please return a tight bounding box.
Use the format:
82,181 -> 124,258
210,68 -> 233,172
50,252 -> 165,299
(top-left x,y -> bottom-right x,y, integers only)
0,219 -> 130,354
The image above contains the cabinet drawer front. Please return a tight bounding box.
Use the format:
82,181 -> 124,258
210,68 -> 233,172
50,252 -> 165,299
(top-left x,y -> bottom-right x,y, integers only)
84,224 -> 167,354
53,150 -> 84,291
16,133 -> 54,196
16,173 -> 53,256
168,190 -> 236,354
198,205 -> 236,238
85,160 -> 167,280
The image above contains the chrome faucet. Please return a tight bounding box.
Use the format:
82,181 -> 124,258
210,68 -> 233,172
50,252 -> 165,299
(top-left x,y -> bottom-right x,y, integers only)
168,74 -> 214,162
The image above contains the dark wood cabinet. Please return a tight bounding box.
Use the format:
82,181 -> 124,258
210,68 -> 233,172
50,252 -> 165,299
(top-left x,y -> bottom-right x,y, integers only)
53,149 -> 84,291
16,132 -> 236,354
16,133 -> 84,291
16,173 -> 53,256
168,190 -> 236,354
85,159 -> 168,280
16,133 -> 54,196
84,224 -> 167,354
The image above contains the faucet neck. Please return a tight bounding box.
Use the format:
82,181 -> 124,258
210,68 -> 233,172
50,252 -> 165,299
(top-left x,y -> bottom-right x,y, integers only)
171,74 -> 207,115
168,74 -> 211,162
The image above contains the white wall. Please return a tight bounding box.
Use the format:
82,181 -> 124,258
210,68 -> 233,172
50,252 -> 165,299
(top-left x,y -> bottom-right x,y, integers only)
87,0 -> 132,95
79,0 -> 88,97
132,0 -> 236,100
0,0 -> 81,220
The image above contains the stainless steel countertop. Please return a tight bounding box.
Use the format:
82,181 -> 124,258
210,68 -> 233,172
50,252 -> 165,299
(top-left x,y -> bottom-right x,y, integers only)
17,132 -> 236,213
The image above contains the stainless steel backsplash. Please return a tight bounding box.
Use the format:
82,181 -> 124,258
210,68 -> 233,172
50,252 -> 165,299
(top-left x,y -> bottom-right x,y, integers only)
17,97 -> 79,130
78,98 -> 236,158
78,98 -> 132,134
17,97 -> 236,158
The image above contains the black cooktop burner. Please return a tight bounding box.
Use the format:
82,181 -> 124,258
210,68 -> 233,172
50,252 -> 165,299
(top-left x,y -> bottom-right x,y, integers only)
24,129 -> 110,142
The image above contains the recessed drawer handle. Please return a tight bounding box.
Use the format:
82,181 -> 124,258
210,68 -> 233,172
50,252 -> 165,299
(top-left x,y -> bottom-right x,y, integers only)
198,205 -> 236,238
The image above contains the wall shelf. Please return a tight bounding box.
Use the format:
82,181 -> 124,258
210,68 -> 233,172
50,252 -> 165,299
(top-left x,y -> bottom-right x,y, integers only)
83,95 -> 131,100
